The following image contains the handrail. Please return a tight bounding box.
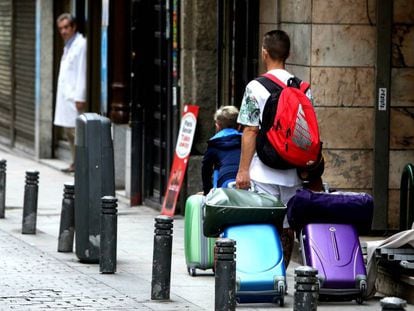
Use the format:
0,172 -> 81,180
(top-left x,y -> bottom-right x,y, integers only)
399,163 -> 414,231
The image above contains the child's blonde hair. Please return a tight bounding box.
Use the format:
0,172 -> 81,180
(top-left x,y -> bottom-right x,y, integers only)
214,105 -> 239,129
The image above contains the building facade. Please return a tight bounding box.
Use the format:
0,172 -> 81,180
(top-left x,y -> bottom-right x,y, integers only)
0,0 -> 412,231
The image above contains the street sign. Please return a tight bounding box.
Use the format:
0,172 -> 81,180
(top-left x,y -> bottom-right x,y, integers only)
161,104 -> 199,217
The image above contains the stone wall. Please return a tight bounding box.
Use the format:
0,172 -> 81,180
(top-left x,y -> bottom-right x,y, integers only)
259,0 -> 414,229
180,0 -> 217,198
389,0 -> 414,228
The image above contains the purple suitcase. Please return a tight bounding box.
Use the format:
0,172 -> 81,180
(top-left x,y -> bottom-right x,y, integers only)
287,189 -> 374,234
300,223 -> 367,304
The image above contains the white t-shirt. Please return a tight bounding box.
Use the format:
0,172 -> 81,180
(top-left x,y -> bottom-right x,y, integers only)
237,69 -> 312,187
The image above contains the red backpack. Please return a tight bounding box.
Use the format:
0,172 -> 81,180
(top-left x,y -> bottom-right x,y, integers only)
255,73 -> 322,169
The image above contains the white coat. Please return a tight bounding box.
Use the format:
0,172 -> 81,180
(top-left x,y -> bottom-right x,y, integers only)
54,32 -> 87,128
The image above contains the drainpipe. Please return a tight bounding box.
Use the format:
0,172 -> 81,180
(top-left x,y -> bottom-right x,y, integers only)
372,0 -> 393,231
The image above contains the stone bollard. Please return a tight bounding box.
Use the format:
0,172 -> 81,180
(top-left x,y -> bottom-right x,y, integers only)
151,215 -> 173,300
380,297 -> 407,311
215,238 -> 236,311
100,196 -> 118,274
0,159 -> 6,218
57,183 -> 75,252
294,266 -> 319,311
22,170 -> 39,234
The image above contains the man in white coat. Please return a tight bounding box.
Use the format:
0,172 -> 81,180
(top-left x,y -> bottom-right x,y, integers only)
54,13 -> 87,173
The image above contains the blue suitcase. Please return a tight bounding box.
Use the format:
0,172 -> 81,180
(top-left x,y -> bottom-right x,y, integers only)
222,223 -> 286,306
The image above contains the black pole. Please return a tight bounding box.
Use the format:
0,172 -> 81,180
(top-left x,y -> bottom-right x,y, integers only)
0,159 -> 6,218
293,266 -> 319,311
22,170 -> 39,234
215,238 -> 236,311
399,163 -> 414,231
372,0 -> 393,231
216,0 -> 223,109
381,297 -> 407,311
100,196 -> 118,274
151,215 -> 173,300
58,182 -> 75,252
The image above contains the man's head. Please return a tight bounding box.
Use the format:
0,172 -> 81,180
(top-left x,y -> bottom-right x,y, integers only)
57,13 -> 77,42
214,106 -> 239,131
262,30 -> 290,65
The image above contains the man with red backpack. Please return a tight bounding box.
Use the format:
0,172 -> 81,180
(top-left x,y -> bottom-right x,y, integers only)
236,30 -> 323,267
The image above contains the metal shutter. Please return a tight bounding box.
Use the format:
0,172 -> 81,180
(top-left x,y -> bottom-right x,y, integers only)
13,0 -> 36,153
0,0 -> 13,144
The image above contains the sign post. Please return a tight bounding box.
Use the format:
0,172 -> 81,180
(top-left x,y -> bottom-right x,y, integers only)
161,105 -> 199,217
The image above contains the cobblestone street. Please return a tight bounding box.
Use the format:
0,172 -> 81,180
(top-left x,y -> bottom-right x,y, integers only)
0,149 -> 412,311
0,230 -> 150,310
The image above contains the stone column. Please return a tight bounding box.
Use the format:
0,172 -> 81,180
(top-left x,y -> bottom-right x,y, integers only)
35,0 -> 54,159
180,0 -> 217,196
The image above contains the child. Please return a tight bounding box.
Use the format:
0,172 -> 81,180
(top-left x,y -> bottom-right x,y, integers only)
202,106 -> 241,195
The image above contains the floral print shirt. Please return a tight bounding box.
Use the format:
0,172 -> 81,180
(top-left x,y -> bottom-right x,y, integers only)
237,86 -> 261,126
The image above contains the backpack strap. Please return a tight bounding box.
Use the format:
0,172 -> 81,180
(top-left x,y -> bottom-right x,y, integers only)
262,73 -> 286,89
300,81 -> 310,93
255,76 -> 283,94
254,76 -> 283,128
262,72 -> 310,94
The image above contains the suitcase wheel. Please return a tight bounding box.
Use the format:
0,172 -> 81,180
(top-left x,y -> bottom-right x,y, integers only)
187,267 -> 197,276
279,296 -> 285,307
277,282 -> 285,307
355,279 -> 367,305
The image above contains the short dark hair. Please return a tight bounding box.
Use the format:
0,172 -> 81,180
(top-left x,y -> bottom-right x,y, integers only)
56,13 -> 76,27
214,106 -> 239,129
262,30 -> 290,62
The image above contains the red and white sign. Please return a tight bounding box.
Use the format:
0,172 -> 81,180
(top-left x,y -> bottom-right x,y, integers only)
161,105 -> 199,217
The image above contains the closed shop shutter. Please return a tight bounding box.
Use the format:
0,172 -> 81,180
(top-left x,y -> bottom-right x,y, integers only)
0,0 -> 13,144
13,0 -> 36,153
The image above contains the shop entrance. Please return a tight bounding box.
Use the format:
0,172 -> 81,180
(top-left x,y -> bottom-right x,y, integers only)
216,0 -> 259,108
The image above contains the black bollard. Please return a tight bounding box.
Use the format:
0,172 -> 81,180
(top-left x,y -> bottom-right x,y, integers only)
22,170 -> 39,234
294,266 -> 319,311
0,159 -> 6,218
151,215 -> 173,300
57,183 -> 75,252
381,297 -> 407,311
215,238 -> 236,311
100,196 -> 118,274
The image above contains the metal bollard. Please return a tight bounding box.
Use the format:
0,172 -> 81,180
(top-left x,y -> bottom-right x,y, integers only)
381,297 -> 407,311
100,196 -> 118,274
151,215 -> 173,300
0,159 -> 6,218
294,266 -> 319,311
215,238 -> 236,311
57,183 -> 75,252
22,170 -> 39,234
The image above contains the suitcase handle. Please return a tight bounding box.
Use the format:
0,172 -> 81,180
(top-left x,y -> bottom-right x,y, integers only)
227,181 -> 256,192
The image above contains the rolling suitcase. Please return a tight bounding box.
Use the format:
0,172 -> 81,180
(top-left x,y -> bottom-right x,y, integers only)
75,113 -> 115,263
287,188 -> 374,234
184,194 -> 215,276
204,187 -> 287,305
222,223 -> 286,306
300,223 -> 367,304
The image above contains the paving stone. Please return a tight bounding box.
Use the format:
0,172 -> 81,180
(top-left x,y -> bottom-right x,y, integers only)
0,232 -> 148,310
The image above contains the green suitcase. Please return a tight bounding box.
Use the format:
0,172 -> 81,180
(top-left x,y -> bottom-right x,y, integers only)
184,194 -> 215,276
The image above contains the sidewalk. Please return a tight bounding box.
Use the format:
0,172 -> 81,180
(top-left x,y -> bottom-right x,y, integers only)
0,148 -> 412,310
